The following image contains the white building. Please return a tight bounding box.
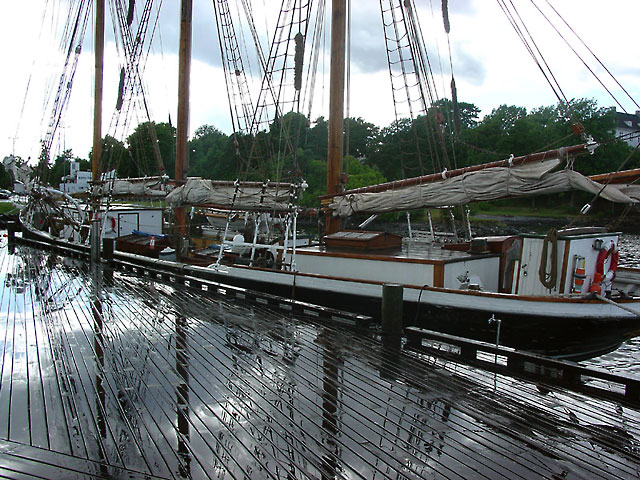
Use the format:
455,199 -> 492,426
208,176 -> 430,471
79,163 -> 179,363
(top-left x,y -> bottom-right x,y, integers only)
615,110 -> 640,148
60,161 -> 91,194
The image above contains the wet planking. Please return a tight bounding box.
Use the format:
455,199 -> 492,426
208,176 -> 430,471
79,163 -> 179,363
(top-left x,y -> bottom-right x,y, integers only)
0,239 -> 639,479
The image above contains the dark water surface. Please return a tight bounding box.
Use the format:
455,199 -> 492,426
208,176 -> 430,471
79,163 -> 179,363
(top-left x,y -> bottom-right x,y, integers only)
0,237 -> 639,478
583,234 -> 640,375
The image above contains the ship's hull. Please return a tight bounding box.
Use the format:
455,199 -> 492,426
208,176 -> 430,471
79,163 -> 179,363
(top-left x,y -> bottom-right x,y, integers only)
15,218 -> 640,359
195,261 -> 640,359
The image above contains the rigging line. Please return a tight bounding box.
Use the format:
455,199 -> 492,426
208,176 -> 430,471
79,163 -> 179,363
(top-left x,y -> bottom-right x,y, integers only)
529,0 -> 626,113
426,0 -> 458,169
250,1 -> 310,181
14,1 -> 54,148
378,1 -> 420,175
303,0 -> 325,121
39,0 -> 80,131
505,0 -> 569,107
563,141 -> 640,231
110,0 -> 165,176
44,0 -> 91,158
442,3 -> 460,168
218,0 -> 255,136
242,0 -> 286,136
495,0 -> 566,109
543,0 -> 640,112
405,0 -> 446,174
232,0 -> 253,88
213,0 -> 242,136
405,0 -> 452,173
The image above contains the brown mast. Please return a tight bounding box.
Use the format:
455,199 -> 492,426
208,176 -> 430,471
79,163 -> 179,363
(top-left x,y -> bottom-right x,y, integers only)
92,0 -> 104,183
325,0 -> 346,235
175,0 -> 193,246
90,0 -> 105,261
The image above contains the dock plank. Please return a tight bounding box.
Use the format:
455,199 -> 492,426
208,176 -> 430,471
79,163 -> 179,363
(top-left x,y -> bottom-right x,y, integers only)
0,239 -> 639,479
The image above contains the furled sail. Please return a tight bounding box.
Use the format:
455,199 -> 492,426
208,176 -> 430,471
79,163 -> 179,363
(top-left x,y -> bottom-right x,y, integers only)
166,178 -> 301,211
329,159 -> 640,217
105,178 -> 167,197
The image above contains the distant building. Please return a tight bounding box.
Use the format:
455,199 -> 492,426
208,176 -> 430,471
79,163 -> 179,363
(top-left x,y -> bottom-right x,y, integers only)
615,110 -> 640,148
60,161 -> 91,194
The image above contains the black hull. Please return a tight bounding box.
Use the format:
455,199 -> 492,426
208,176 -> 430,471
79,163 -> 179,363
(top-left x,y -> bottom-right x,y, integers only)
189,268 -> 640,361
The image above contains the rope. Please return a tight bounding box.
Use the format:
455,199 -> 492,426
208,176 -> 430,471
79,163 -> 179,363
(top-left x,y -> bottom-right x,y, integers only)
538,228 -> 558,289
529,0 -> 628,114
592,293 -> 640,318
542,0 -> 640,112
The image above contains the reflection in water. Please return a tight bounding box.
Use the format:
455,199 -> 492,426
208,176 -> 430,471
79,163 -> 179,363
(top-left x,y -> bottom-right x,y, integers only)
176,314 -> 191,478
91,263 -> 109,478
0,242 -> 639,479
318,330 -> 341,480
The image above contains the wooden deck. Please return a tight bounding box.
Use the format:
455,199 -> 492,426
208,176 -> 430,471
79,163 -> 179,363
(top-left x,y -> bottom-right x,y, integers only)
1,238 -> 639,479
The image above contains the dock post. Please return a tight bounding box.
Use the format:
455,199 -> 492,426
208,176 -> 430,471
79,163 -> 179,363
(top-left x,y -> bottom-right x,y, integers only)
102,237 -> 114,261
382,283 -> 403,334
7,221 -> 16,254
7,221 -> 16,242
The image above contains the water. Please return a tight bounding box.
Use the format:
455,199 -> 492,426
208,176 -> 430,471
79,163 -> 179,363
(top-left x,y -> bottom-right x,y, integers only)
583,234 -> 640,374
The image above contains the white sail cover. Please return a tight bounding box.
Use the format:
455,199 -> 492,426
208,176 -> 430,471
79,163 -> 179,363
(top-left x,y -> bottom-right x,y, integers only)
105,179 -> 167,197
329,160 -> 640,217
166,178 -> 295,210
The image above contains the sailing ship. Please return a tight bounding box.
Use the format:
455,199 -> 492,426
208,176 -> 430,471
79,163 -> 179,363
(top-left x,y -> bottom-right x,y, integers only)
16,1 -> 640,356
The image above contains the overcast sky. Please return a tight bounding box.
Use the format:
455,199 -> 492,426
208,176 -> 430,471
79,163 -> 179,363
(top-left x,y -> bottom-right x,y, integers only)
1,0 -> 639,165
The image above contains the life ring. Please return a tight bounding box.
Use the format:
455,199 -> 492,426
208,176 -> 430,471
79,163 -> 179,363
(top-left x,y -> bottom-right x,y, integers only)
590,244 -> 619,294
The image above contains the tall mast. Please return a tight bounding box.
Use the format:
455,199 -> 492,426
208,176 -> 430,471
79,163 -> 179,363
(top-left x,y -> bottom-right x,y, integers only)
325,0 -> 346,235
175,0 -> 192,246
90,0 -> 105,262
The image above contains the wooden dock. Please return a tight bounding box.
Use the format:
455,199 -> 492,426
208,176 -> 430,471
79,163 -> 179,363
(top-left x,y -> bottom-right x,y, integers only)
1,238 -> 639,479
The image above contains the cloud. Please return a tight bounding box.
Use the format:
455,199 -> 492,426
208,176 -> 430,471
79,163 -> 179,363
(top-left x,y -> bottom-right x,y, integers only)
451,47 -> 486,87
4,0 -> 640,162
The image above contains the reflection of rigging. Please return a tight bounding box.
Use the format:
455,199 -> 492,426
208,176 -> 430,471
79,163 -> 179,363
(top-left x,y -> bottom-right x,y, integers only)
317,329 -> 342,480
175,314 -> 191,478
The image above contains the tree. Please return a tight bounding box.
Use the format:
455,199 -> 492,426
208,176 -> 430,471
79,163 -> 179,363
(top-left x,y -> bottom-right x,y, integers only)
344,117 -> 379,158
49,149 -> 78,187
431,98 -> 481,131
344,155 -> 386,190
35,141 -> 50,183
188,125 -> 232,179
126,122 -> 176,177
0,164 -> 12,189
100,136 -> 128,177
306,116 -> 328,157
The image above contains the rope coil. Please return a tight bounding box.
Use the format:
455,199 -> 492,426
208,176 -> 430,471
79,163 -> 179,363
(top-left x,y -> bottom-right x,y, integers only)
538,228 -> 558,289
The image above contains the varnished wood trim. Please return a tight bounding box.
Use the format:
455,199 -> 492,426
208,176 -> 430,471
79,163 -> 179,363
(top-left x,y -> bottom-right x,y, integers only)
433,264 -> 444,288
514,238 -> 525,294
559,240 -> 571,294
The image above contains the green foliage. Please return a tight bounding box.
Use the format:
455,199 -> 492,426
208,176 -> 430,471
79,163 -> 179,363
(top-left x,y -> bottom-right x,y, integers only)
344,155 -> 386,190
36,141 -> 50,182
0,164 -> 12,190
126,122 -> 176,177
101,135 -> 128,177
23,95 -> 636,217
188,125 -> 233,179
48,149 -> 89,187
344,117 -> 379,158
